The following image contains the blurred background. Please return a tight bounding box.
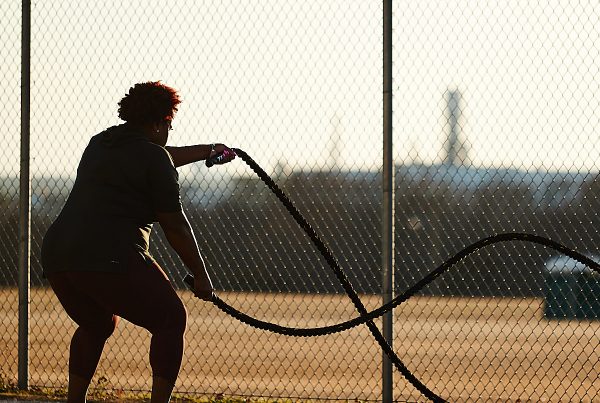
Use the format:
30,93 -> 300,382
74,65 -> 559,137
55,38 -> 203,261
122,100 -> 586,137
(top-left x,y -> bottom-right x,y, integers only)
1,0 -> 599,401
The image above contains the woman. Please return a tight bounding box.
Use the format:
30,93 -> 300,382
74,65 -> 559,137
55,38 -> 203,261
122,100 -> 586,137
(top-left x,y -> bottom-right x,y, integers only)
41,81 -> 235,403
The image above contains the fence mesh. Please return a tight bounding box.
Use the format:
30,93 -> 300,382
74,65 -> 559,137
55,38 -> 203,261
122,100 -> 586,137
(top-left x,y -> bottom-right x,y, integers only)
1,0 -> 599,401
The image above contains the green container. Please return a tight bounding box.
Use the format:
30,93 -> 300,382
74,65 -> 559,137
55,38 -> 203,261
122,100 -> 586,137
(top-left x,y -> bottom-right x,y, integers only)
543,255 -> 600,320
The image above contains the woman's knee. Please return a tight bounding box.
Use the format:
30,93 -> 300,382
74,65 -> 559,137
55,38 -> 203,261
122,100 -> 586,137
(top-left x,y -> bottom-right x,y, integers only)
80,315 -> 118,340
149,298 -> 187,336
164,299 -> 187,334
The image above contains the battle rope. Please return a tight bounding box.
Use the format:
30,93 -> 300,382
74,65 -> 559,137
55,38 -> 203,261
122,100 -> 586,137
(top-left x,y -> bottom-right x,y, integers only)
185,148 -> 600,403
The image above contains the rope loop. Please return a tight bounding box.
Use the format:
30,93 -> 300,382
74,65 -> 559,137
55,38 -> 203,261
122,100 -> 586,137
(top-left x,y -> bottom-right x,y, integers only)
185,148 -> 600,403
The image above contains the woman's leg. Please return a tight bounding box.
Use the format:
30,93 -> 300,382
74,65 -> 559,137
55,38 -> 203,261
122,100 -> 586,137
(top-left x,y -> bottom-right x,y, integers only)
49,254 -> 187,403
48,272 -> 119,403
120,256 -> 188,392
97,255 -> 188,402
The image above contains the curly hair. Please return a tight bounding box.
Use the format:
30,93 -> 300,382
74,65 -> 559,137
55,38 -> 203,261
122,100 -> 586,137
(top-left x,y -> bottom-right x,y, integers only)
117,81 -> 182,124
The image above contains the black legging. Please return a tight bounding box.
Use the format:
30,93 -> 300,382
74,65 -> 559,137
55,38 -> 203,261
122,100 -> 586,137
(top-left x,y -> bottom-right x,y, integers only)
47,252 -> 187,383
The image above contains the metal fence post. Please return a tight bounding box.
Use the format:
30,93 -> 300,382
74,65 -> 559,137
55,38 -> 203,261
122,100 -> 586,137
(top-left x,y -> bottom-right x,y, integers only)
382,0 -> 394,401
18,0 -> 31,390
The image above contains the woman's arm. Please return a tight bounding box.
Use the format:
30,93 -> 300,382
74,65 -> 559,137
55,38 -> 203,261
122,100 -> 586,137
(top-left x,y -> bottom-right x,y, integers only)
165,143 -> 235,168
156,209 -> 214,301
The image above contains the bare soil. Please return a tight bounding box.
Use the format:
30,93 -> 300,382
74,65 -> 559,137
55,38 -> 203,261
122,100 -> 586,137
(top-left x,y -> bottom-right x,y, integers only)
1,288 -> 598,402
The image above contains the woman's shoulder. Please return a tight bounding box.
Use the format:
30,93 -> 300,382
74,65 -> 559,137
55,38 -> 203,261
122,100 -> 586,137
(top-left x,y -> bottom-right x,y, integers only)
87,124 -> 174,165
138,142 -> 175,167
140,141 -> 171,157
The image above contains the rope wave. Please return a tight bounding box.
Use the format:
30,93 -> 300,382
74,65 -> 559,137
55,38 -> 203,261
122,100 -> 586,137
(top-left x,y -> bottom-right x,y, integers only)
185,148 -> 600,402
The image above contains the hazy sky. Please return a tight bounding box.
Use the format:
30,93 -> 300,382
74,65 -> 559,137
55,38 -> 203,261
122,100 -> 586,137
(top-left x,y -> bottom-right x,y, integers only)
2,0 -> 600,178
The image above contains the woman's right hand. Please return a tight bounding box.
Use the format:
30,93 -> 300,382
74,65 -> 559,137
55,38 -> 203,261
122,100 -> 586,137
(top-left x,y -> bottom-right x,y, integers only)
210,144 -> 236,164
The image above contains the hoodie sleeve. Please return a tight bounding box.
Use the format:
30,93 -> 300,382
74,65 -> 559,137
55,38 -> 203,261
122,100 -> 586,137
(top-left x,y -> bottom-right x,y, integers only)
147,145 -> 183,213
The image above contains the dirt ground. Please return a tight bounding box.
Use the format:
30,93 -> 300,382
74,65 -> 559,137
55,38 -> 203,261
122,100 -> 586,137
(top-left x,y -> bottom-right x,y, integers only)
1,287 -> 599,402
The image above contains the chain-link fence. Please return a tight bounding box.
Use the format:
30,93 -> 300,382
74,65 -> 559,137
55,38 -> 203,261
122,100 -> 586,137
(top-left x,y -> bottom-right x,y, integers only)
2,0 -> 600,401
